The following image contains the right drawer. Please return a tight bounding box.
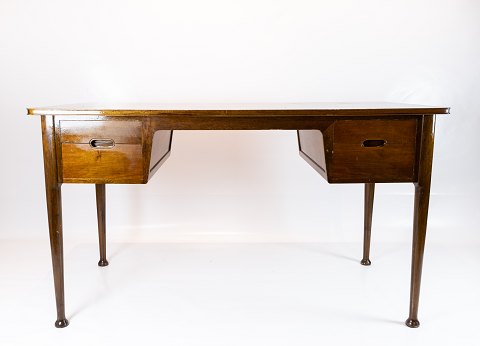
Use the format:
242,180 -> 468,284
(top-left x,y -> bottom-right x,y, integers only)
328,119 -> 418,183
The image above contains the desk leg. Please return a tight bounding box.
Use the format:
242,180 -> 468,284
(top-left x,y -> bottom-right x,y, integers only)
41,116 -> 69,328
96,184 -> 109,267
361,183 -> 375,266
406,115 -> 435,328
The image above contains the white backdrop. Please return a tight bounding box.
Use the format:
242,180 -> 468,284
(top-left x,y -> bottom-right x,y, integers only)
1,0 -> 479,245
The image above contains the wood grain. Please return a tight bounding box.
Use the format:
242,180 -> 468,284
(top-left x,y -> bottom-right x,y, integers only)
60,120 -> 142,144
406,115 -> 435,328
361,183 -> 375,266
96,184 -> 108,267
298,129 -> 328,181
61,143 -> 144,183
41,115 -> 69,328
28,102 -> 450,117
149,130 -> 172,179
298,119 -> 418,183
328,119 -> 418,183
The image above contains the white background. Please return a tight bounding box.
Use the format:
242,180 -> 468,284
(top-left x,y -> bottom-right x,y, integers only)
1,1 -> 479,345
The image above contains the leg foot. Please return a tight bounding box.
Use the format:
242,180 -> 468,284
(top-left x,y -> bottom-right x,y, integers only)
55,318 -> 69,328
405,318 -> 420,328
98,259 -> 109,267
360,259 -> 371,266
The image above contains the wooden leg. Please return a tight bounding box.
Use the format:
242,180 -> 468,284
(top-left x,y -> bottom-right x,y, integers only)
361,183 -> 375,266
41,116 -> 69,328
405,115 -> 435,328
96,184 -> 109,267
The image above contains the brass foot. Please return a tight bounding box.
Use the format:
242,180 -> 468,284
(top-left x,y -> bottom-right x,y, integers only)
98,259 -> 109,267
55,319 -> 69,328
360,259 -> 371,266
405,318 -> 420,328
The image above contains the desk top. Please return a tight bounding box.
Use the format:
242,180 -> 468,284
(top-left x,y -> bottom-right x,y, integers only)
28,102 -> 449,117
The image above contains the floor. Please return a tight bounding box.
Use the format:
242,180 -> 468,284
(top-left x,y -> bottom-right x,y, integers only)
1,240 -> 478,345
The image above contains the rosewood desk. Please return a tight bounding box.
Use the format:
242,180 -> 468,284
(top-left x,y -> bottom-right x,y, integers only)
28,103 -> 449,328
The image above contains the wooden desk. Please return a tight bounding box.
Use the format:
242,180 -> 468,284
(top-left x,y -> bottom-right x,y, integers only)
28,102 -> 449,328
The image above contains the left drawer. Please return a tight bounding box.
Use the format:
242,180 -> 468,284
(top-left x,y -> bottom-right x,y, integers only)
59,120 -> 145,183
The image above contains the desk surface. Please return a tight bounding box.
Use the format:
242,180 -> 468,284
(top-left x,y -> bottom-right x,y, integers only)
28,102 -> 449,116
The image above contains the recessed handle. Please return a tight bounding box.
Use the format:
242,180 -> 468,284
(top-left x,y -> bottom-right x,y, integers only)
90,139 -> 115,149
362,139 -> 386,148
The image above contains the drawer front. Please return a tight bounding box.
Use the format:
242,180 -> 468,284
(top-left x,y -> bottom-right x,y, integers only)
328,119 -> 418,183
60,120 -> 142,144
59,120 -> 145,183
61,143 -> 144,183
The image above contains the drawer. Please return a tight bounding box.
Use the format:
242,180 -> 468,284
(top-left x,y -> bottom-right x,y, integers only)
60,120 -> 142,144
328,119 -> 418,183
61,143 -> 144,183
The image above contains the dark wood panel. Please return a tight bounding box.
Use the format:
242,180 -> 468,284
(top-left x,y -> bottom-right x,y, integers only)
61,143 -> 144,183
328,119 -> 418,183
60,120 -> 142,144
151,116 -> 335,130
148,130 -> 172,179
298,130 -> 328,181
298,130 -> 326,170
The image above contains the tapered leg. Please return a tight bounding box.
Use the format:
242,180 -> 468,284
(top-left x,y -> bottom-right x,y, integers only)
41,116 -> 69,328
96,184 -> 109,267
361,183 -> 375,266
405,115 -> 435,328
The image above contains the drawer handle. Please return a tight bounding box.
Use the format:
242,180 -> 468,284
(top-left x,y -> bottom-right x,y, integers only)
362,139 -> 386,148
90,139 -> 115,149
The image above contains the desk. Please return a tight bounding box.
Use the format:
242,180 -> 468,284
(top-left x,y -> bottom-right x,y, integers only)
28,102 -> 449,328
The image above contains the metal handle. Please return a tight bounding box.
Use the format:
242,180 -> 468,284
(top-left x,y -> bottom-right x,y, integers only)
362,139 -> 386,148
89,139 -> 115,149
